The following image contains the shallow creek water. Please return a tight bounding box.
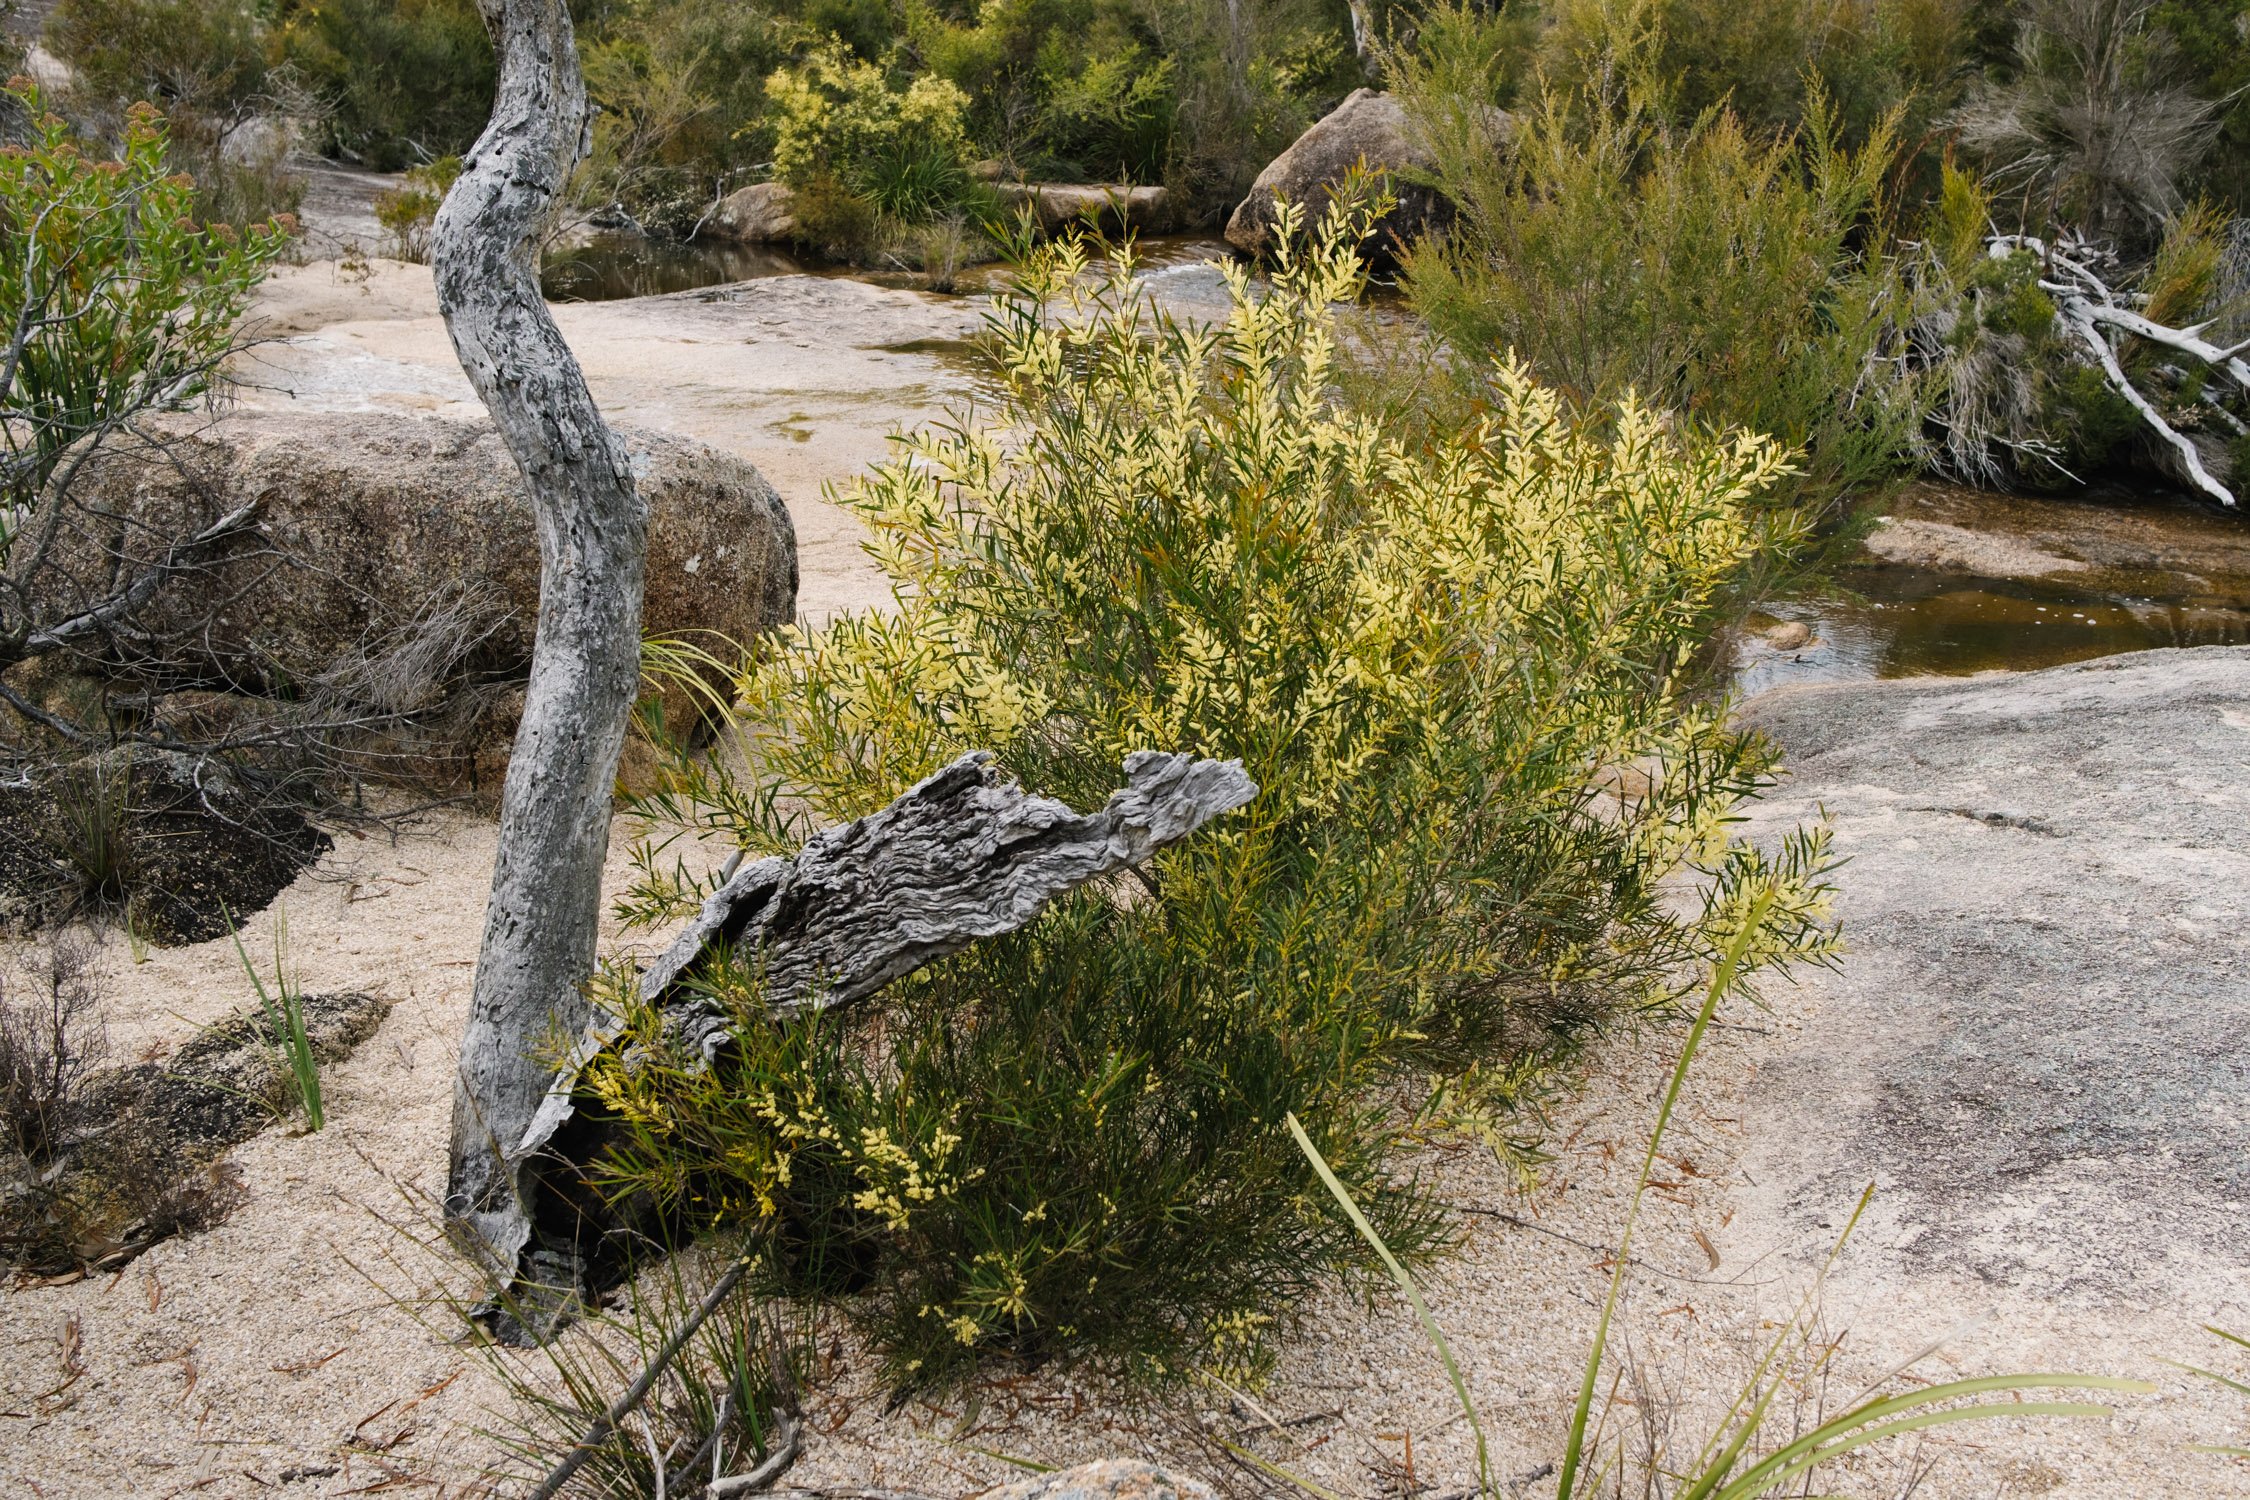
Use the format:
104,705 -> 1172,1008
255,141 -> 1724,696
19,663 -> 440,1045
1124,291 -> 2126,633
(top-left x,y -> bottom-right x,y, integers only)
543,231 -> 2250,689
1737,481 -> 2250,694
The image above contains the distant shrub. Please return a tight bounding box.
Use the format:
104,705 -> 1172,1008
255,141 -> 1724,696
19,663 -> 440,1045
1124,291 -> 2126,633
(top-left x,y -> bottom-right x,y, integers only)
0,81 -> 292,515
570,0 -> 809,236
766,40 -> 973,213
602,201 -> 1837,1389
44,0 -> 305,230
46,0 -> 270,122
276,0 -> 494,171
1396,49 -> 1929,518
1536,0 -> 1971,145
372,154 -> 461,260
1927,199 -> 2247,489
782,167 -> 880,260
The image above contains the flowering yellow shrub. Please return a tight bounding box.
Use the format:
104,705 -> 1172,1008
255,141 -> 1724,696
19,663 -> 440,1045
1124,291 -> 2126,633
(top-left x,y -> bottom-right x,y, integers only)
764,39 -> 971,197
613,196 -> 1835,1387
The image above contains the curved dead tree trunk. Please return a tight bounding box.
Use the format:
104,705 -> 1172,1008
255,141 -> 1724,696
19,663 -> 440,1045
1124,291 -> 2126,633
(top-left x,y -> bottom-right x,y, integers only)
432,1 -> 650,1280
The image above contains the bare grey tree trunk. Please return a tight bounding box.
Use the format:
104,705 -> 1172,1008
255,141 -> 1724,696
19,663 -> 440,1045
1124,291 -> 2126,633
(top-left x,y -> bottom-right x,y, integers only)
431,0 -> 649,1280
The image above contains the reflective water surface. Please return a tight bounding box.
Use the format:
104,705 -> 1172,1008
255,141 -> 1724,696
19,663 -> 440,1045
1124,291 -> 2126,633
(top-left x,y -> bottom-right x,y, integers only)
1736,483 -> 2250,694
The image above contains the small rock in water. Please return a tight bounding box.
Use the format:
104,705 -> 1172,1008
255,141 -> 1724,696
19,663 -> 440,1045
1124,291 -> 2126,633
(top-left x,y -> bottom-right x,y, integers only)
1764,619 -> 1815,651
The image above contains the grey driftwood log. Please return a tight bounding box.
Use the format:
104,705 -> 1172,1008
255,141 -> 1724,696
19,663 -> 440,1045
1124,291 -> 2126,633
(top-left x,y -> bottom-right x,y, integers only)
431,0 -> 653,1281
486,750 -> 1257,1317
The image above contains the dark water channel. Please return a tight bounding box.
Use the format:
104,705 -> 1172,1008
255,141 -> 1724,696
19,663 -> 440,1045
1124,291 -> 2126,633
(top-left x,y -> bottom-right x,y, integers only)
1736,482 -> 2250,695
542,231 -> 818,301
540,228 -> 1243,303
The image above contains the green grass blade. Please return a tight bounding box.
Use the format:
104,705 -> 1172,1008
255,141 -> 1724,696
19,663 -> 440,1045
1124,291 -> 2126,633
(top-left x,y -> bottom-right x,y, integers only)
1713,1375 -> 2150,1498
1714,1400 -> 2119,1499
1557,887 -> 1776,1500
1680,1184 -> 1876,1499
2165,1360 -> 2250,1400
1287,1112 -> 1490,1495
1214,1437 -> 1353,1500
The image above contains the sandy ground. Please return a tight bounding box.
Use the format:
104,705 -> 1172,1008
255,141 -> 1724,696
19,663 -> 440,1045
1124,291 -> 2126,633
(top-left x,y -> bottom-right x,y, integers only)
4,259 -> 2247,1498
2,809 -> 2242,1498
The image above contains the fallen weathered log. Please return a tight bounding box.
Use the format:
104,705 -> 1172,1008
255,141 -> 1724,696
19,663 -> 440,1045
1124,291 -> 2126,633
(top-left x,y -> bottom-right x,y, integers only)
1989,232 -> 2245,508
483,749 -> 1257,1324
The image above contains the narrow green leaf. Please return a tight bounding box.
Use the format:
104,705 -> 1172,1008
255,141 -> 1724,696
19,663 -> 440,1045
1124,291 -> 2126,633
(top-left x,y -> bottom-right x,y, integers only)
1287,1112 -> 1490,1495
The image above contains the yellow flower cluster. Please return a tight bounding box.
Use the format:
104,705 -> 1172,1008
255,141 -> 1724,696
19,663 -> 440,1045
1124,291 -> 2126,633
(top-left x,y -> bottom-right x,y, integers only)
731,196 -> 1795,849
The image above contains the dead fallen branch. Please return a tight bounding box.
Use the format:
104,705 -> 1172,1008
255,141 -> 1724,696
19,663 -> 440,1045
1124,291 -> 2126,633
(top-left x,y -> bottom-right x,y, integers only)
1990,232 -> 2245,507
474,750 -> 1256,1324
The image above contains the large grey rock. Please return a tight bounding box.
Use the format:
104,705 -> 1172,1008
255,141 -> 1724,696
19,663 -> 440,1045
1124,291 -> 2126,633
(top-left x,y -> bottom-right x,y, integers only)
993,181 -> 1168,234
1732,647 -> 2250,1305
24,410 -> 797,716
707,181 -> 797,243
1225,88 -> 1505,261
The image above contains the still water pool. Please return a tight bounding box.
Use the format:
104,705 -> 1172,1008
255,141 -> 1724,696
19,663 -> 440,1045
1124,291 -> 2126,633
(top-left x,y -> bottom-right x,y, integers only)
1737,483 -> 2250,694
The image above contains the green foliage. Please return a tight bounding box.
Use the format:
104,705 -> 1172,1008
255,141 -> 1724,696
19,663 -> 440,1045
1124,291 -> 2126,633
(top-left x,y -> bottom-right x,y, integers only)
1923,194 -> 2248,489
603,204 -> 1837,1388
276,0 -> 495,171
371,153 -> 460,260
451,1238 -> 805,1499
232,912 -> 323,1132
46,0 -> 271,121
1953,0 -> 2223,245
0,81 -> 292,518
576,1 -> 788,236
1535,0 -> 1971,145
1397,66 -> 1927,518
766,38 -> 975,214
54,754 -> 134,912
2153,0 -> 2250,213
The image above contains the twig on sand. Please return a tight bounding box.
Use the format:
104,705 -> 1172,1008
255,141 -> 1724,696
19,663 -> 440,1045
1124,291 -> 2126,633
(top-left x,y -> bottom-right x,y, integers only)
526,1253 -> 755,1500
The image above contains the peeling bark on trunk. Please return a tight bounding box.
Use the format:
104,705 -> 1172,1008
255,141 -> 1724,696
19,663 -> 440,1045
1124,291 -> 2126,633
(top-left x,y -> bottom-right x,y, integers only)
432,0 -> 650,1281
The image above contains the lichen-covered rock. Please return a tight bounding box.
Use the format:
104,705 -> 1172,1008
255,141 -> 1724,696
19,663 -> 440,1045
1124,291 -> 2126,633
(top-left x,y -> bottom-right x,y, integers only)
982,1458 -> 1218,1500
708,181 -> 798,242
1224,87 -> 1509,262
22,411 -> 798,720
992,182 -> 1168,234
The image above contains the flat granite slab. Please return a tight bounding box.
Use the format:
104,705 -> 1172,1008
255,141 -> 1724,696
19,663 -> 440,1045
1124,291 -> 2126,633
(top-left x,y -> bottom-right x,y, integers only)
1733,645 -> 2250,1311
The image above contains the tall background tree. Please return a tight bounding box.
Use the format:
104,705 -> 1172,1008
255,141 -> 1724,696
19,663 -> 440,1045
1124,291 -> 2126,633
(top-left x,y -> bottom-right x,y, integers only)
430,0 -> 648,1311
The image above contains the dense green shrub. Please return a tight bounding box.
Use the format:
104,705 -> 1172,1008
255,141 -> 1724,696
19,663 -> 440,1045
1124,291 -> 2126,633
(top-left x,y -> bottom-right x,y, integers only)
575,0 -> 788,234
372,154 -> 461,259
2154,0 -> 2250,214
1396,47 -> 1928,517
46,0 -> 271,122
766,39 -> 975,210
601,204 -> 1836,1388
42,0 -> 306,228
276,0 -> 494,170
0,81 -> 291,518
1535,0 -> 1970,145
1914,174 -> 2246,490
1953,0 -> 2224,246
